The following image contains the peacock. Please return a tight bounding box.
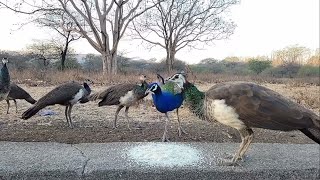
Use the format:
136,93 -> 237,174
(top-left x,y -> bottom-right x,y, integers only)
168,72 -> 320,165
0,58 -> 10,102
5,83 -> 37,114
89,74 -> 149,129
155,73 -> 187,136
145,78 -> 184,142
22,81 -> 91,128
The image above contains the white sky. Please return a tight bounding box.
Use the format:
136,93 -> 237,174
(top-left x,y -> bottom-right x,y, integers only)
0,0 -> 319,64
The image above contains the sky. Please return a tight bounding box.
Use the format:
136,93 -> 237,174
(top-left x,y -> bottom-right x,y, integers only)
0,0 -> 319,64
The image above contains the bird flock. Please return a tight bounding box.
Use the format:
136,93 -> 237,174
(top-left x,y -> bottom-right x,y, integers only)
0,58 -> 319,166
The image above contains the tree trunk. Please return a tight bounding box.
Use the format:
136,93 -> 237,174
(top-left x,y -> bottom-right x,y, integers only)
111,51 -> 118,75
101,52 -> 109,74
166,48 -> 175,73
61,32 -> 71,71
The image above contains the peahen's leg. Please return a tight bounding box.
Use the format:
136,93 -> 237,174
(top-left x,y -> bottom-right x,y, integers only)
124,106 -> 131,130
67,105 -> 74,128
14,99 -> 18,113
65,106 -> 70,127
223,127 -> 252,166
6,100 -> 10,114
113,105 -> 124,129
239,128 -> 254,159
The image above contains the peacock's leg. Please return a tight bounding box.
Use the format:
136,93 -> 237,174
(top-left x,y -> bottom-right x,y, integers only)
162,113 -> 170,142
176,108 -> 187,136
114,105 -> 124,129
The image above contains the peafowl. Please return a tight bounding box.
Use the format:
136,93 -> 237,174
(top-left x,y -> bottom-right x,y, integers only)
155,73 -> 187,136
22,81 -> 91,128
89,74 -> 148,129
145,80 -> 184,142
0,58 -> 10,102
5,83 -> 36,114
168,73 -> 320,165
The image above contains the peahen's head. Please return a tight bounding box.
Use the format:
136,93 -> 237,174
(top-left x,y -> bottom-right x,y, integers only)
167,73 -> 186,88
145,82 -> 161,95
139,74 -> 147,82
2,57 -> 8,65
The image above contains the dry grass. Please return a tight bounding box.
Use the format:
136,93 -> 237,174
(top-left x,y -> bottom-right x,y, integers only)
10,69 -> 320,86
8,69 -> 319,115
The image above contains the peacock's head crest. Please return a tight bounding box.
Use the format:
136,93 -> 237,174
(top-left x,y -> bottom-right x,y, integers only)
167,73 -> 186,89
145,82 -> 160,95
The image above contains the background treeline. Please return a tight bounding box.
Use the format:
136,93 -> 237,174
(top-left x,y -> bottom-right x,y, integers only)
0,44 -> 319,80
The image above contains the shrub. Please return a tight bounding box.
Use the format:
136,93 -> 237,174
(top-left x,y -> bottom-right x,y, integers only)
298,65 -> 320,77
248,59 -> 272,74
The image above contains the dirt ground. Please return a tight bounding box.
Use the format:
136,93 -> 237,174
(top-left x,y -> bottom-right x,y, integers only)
0,82 -> 319,144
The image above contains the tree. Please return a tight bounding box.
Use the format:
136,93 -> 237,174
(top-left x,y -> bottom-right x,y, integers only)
36,11 -> 81,71
248,59 -> 272,74
0,0 -> 160,74
272,44 -> 311,66
132,0 -> 237,73
223,56 -> 241,62
307,49 -> 320,66
26,40 -> 61,69
82,54 -> 103,72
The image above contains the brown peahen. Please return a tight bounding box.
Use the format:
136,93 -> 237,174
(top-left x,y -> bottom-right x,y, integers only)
90,74 -> 149,129
168,73 -> 320,165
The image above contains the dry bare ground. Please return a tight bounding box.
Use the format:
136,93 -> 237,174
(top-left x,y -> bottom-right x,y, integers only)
0,81 -> 319,144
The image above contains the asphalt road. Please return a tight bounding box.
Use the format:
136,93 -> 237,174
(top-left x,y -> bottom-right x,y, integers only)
0,142 -> 319,179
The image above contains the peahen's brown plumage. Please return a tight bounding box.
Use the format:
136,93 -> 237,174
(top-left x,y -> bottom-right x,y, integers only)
168,73 -> 320,165
5,83 -> 36,114
90,75 -> 148,129
22,81 -> 91,128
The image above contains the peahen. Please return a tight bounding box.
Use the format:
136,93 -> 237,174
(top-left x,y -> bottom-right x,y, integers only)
168,73 -> 320,165
22,81 -> 92,128
89,74 -> 149,129
5,83 -> 37,114
0,58 -> 10,102
145,79 -> 184,142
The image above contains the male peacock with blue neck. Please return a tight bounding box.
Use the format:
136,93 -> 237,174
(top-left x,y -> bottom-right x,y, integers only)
145,80 -> 184,142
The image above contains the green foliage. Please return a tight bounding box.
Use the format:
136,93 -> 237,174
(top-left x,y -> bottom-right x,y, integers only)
261,63 -> 301,78
248,59 -> 272,74
53,57 -> 81,70
297,65 -> 320,77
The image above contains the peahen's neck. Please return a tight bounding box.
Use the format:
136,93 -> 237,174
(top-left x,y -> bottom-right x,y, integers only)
1,64 -> 10,84
183,82 -> 206,119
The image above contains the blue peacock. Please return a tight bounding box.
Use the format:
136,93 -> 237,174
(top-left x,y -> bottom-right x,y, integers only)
145,76 -> 185,142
